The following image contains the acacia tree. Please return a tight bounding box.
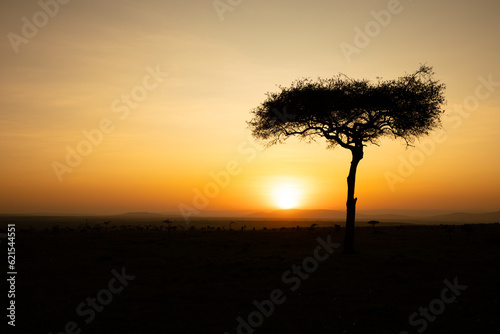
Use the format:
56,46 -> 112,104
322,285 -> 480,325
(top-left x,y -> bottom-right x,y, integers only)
248,65 -> 446,253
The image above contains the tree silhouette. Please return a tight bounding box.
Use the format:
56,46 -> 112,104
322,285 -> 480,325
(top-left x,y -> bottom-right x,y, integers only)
367,220 -> 380,232
249,65 -> 446,253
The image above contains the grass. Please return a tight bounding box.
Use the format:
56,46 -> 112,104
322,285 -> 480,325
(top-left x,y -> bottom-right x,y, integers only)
12,223 -> 500,333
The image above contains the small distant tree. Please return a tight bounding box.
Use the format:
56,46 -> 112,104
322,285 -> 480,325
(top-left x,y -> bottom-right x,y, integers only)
103,221 -> 111,232
163,219 -> 175,236
367,220 -> 380,232
249,65 -> 446,253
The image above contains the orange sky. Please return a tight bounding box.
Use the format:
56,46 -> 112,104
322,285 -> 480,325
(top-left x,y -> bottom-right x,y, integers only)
1,0 -> 499,215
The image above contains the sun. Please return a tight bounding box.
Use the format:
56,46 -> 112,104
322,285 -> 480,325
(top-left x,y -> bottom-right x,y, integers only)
272,183 -> 301,209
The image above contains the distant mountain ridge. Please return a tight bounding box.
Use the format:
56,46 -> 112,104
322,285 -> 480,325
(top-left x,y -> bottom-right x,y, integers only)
424,211 -> 500,223
1,210 -> 499,225
242,209 -> 500,224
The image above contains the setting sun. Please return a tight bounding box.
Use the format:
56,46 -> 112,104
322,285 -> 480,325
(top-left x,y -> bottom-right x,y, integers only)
272,183 -> 302,209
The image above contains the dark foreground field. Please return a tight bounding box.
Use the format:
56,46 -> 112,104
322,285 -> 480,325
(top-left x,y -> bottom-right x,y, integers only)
8,224 -> 500,333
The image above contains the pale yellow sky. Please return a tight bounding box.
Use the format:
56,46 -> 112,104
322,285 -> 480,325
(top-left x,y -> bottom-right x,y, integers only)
1,0 -> 499,214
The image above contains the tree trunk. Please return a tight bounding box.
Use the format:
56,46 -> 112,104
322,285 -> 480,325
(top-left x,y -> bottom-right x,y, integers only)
343,147 -> 363,254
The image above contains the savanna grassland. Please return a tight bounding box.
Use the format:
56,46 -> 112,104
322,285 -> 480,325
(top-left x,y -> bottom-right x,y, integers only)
10,222 -> 500,333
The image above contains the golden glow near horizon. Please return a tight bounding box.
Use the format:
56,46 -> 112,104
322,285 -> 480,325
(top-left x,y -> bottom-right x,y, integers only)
1,0 -> 500,215
272,182 -> 302,210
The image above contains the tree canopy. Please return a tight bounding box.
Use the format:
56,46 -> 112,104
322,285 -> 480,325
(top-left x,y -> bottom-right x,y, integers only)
249,65 -> 446,151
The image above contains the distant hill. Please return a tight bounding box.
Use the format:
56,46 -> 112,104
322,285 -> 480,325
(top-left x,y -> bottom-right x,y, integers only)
1,210 -> 498,228
242,209 -> 500,224
114,212 -> 167,219
246,209 -> 346,220
425,211 -> 500,224
245,209 -> 414,221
